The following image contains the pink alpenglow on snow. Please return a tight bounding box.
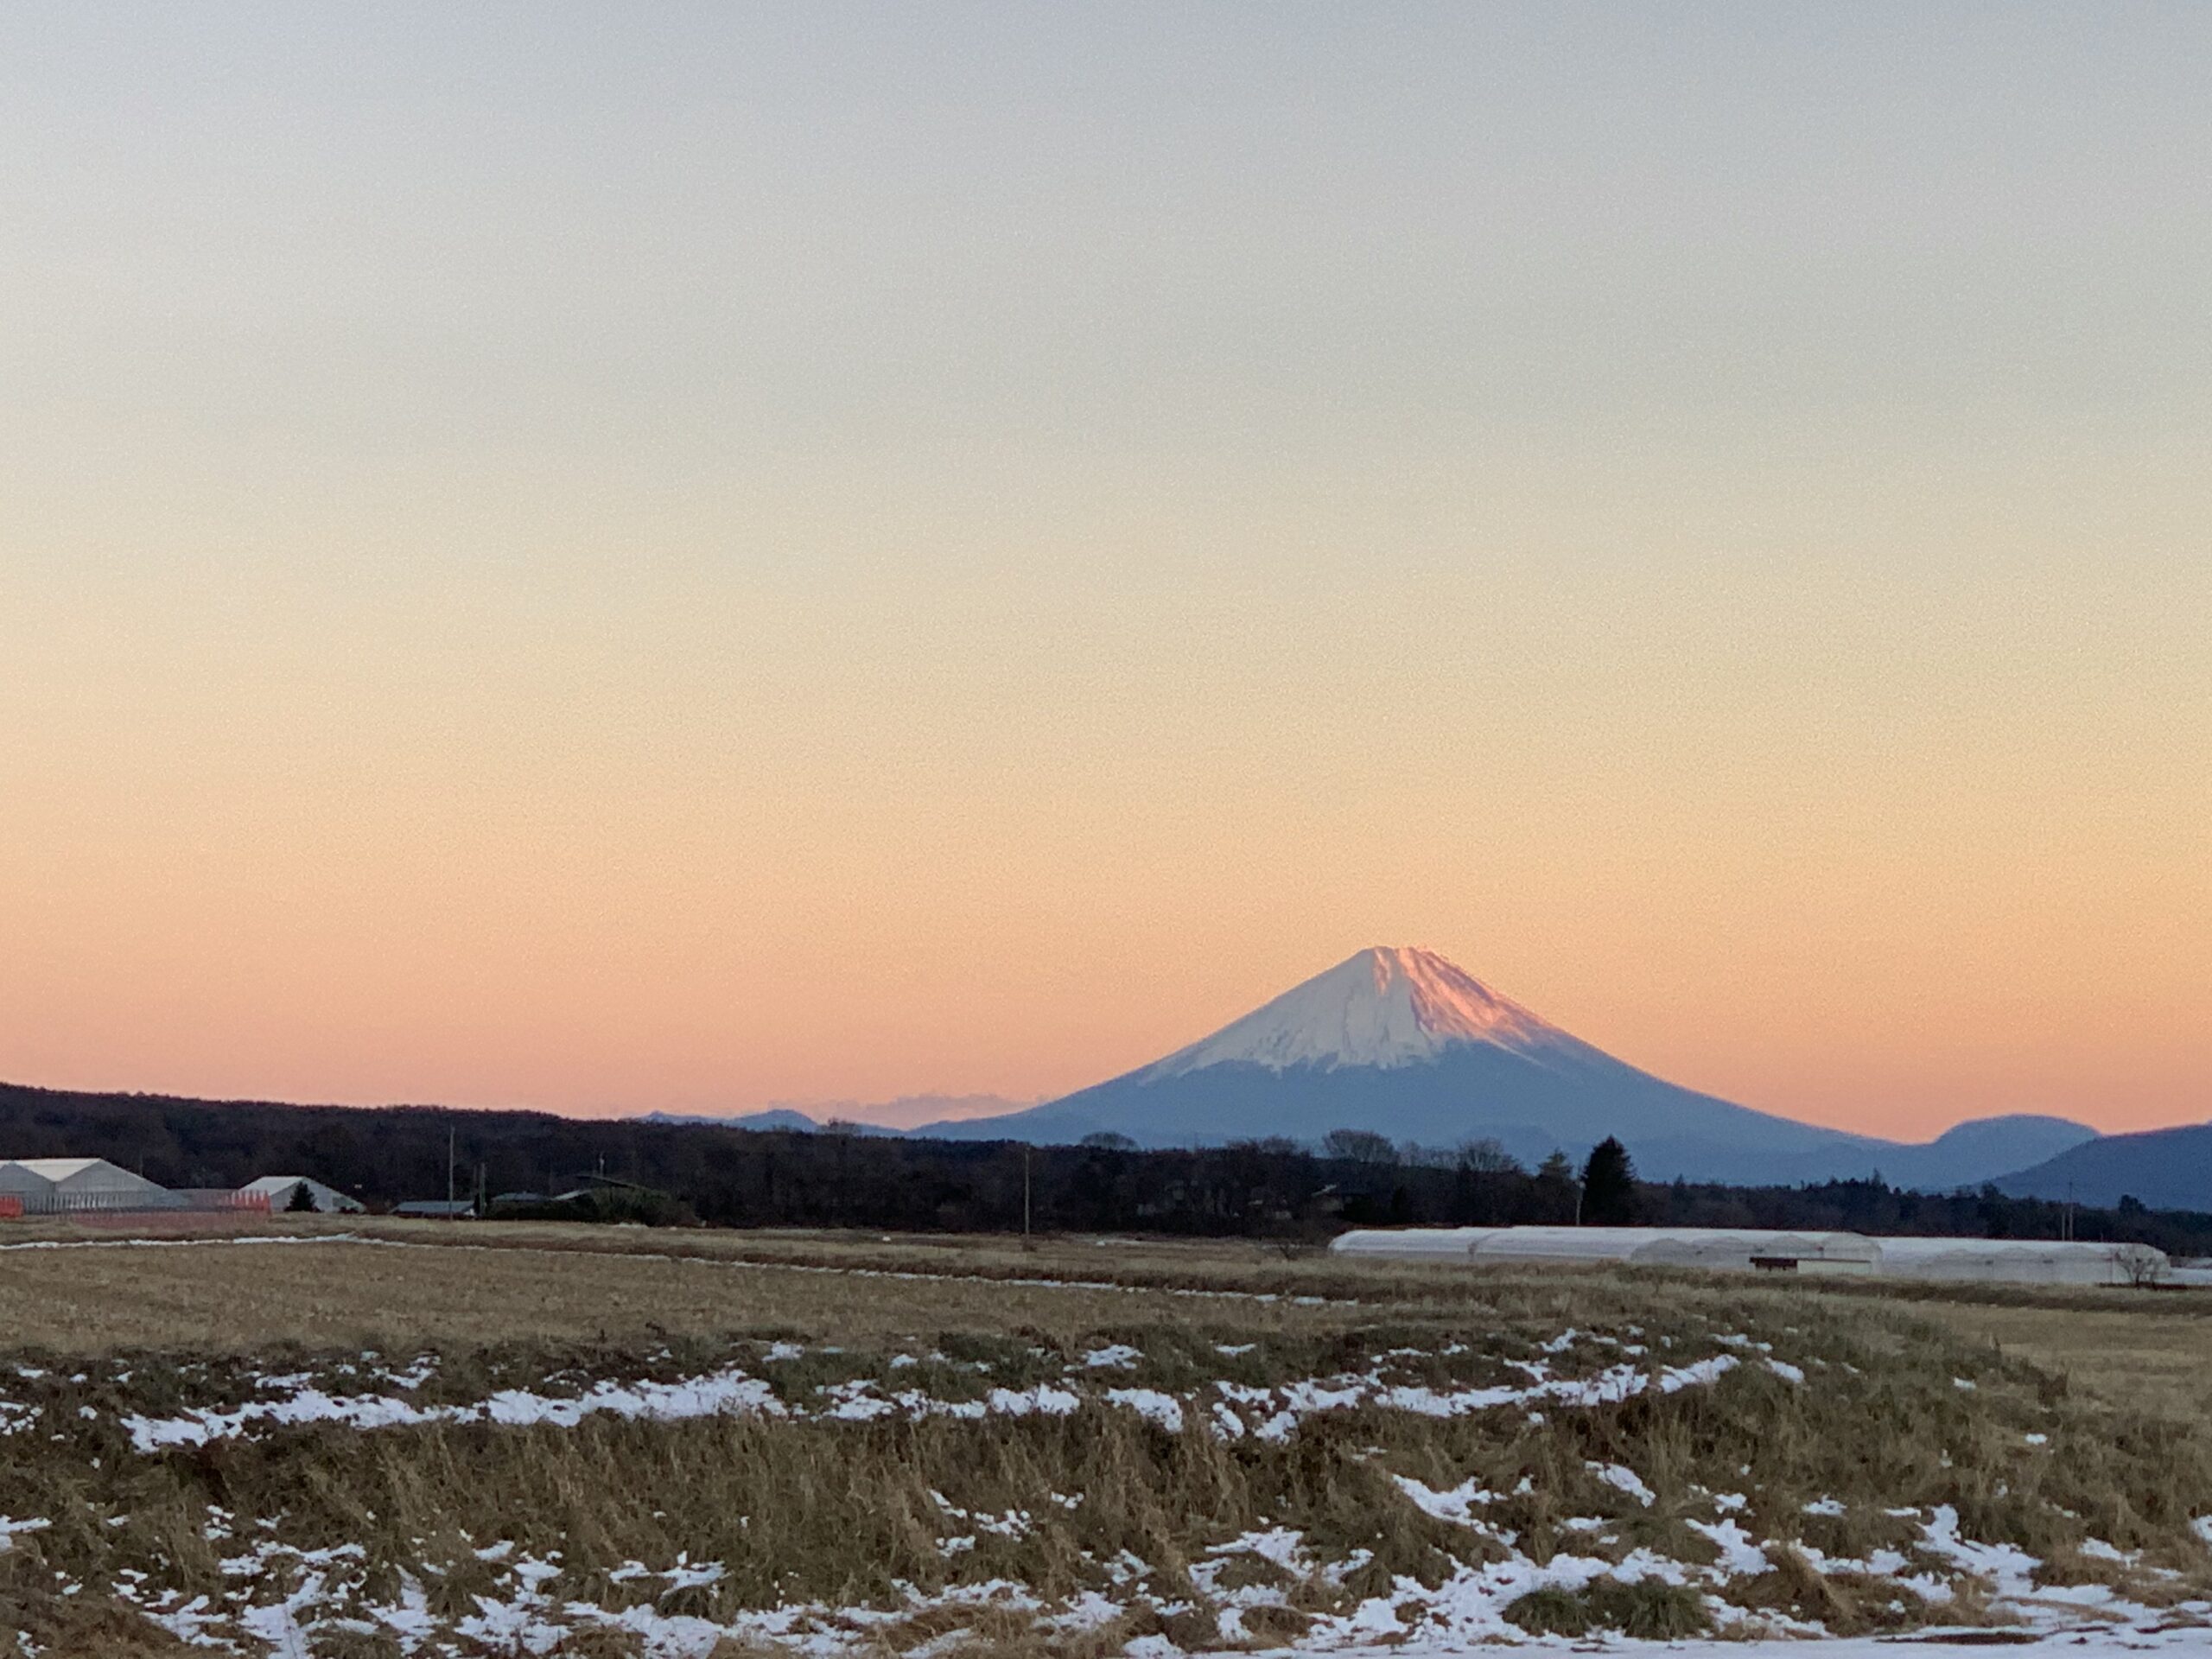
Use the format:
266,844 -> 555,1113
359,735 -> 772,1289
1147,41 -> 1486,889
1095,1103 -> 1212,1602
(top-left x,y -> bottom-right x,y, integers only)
1141,947 -> 1570,1078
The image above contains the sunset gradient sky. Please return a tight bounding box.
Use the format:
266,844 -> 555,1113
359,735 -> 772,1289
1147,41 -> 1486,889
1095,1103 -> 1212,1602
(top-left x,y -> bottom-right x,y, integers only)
3,5 -> 2207,1141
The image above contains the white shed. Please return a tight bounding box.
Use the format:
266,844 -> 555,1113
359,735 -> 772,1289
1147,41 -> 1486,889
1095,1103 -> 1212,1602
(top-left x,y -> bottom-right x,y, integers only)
239,1176 -> 365,1215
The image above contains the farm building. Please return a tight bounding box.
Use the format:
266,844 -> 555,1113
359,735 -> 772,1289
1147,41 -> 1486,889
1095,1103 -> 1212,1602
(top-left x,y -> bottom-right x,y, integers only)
0,1158 -> 182,1215
239,1175 -> 364,1215
1331,1224 -> 2169,1286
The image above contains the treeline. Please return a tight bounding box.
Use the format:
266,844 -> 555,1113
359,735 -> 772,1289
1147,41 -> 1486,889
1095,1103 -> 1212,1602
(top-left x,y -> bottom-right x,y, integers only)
4,1080 -> 2209,1256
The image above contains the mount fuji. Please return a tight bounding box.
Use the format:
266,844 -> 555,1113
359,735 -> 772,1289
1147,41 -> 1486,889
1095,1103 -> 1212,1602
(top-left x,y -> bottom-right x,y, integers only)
917,947 -> 2094,1188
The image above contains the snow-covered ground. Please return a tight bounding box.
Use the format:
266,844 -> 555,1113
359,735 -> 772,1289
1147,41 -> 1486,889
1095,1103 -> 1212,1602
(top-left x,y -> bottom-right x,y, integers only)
6,1247 -> 2209,1656
100,1516 -> 2212,1659
104,1340 -> 1746,1452
8,1327 -> 2208,1656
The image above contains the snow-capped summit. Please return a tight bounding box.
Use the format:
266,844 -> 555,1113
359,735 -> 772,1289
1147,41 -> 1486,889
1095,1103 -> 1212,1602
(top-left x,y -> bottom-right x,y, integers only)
1141,946 -> 1570,1078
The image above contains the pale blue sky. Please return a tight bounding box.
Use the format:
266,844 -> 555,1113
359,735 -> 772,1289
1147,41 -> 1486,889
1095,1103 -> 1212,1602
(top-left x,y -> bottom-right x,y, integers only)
7,4 -> 2207,505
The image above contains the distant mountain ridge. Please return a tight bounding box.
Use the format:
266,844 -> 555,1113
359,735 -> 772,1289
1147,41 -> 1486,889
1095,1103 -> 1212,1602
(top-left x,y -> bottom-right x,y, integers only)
912,947 -> 2097,1189
1993,1122 -> 2212,1212
641,1094 -> 1029,1135
641,1108 -> 832,1134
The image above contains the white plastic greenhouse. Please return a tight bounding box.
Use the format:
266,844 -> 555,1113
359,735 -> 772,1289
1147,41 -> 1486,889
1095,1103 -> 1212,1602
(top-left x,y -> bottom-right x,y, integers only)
1474,1226 -> 1879,1274
1329,1225 -> 2170,1286
1867,1235 -> 2164,1287
0,1157 -> 181,1215
1319,1226 -> 1496,1260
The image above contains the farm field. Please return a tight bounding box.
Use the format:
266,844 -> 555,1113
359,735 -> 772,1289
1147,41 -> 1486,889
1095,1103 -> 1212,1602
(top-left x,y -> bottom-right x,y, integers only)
1902,1297 -> 2212,1422
3,1222 -> 2212,1656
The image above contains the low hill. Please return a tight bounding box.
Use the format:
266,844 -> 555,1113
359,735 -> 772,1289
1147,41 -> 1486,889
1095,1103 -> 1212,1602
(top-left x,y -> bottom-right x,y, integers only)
1883,1113 -> 2101,1191
1994,1122 -> 2212,1211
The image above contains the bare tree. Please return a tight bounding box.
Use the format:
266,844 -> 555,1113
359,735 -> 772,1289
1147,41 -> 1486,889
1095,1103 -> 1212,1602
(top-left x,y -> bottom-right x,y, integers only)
1321,1128 -> 1400,1166
2113,1243 -> 2167,1288
1453,1138 -> 1523,1175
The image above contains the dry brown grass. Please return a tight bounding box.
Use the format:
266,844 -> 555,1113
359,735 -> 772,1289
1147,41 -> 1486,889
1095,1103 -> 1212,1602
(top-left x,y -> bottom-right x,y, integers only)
7,1220 -> 2212,1651
10,1218 -> 2212,1419
16,1365 -> 2187,1647
1906,1298 -> 2212,1421
0,1229 -> 1395,1355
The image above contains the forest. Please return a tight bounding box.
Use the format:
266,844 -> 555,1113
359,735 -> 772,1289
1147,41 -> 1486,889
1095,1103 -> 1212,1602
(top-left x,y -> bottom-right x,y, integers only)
4,1079 -> 2209,1255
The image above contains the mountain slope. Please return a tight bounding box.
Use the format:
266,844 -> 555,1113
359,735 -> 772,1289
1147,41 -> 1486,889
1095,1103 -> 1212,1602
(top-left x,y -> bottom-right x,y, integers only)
1993,1123 -> 2212,1212
640,1096 -> 1029,1134
918,947 -> 2096,1188
1878,1115 -> 2098,1192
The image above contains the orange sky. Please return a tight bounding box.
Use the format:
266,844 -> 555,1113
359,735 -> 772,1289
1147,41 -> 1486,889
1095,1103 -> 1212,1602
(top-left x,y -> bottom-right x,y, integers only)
5,517 -> 2204,1141
2,9 -> 2207,1143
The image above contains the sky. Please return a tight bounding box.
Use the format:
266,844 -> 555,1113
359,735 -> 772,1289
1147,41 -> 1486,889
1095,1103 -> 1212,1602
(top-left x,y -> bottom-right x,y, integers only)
2,4 -> 2206,1141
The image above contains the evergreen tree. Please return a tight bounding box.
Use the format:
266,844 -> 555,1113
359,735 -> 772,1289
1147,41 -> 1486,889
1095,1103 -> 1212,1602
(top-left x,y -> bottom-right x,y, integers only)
1531,1150 -> 1580,1224
1580,1137 -> 1638,1226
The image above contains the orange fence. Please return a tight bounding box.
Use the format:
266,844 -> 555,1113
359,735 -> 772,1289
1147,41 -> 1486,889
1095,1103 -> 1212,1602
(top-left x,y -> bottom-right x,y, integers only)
68,1197 -> 273,1234
0,1191 -> 270,1225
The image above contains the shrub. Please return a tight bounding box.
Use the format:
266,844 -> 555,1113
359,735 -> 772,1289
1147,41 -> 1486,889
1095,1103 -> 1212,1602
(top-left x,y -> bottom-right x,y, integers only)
1506,1576 -> 1710,1640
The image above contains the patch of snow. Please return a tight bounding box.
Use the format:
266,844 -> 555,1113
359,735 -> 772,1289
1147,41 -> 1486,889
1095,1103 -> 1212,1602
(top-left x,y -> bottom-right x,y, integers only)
1104,1389 -> 1185,1433
122,1368 -> 790,1452
982,1384 -> 1080,1418
1390,1475 -> 1497,1529
1589,1462 -> 1656,1506
1918,1503 -> 2042,1602
1686,1516 -> 1770,1575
